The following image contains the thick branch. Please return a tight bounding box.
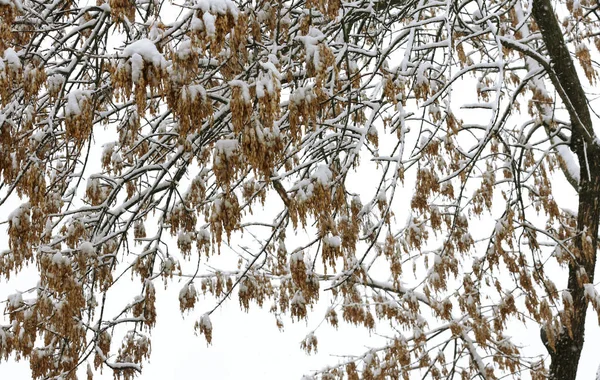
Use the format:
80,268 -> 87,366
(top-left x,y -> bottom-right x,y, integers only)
531,1 -> 600,379
531,0 -> 594,151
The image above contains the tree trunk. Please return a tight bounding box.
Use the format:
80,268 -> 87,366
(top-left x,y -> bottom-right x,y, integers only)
531,1 -> 600,379
549,169 -> 600,379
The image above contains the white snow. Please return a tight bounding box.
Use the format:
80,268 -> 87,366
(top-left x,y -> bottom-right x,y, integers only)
290,250 -> 304,265
123,39 -> 167,68
562,290 -> 573,306
23,105 -> 34,126
111,151 -> 123,164
31,130 -> 46,143
199,313 -> 212,329
555,143 -> 580,185
148,21 -> 163,41
191,13 -> 204,32
8,203 -> 30,229
290,85 -> 315,105
584,283 -> 596,300
179,283 -> 197,300
187,84 -> 206,101
193,0 -> 238,18
291,290 -> 305,305
3,48 -> 21,70
52,252 -> 70,265
311,165 -> 332,185
78,241 -> 95,255
324,235 -> 342,248
215,139 -> 239,157
259,61 -> 281,80
87,177 -> 100,194
203,12 -> 216,36
177,39 -> 193,60
7,292 -> 23,308
197,228 -> 210,241
102,142 -> 115,159
178,232 -> 193,244
416,62 -> 431,86
130,53 -> 144,83
46,74 -> 65,93
296,27 -> 325,71
255,80 -> 265,98
66,91 -> 82,116
494,219 -> 504,235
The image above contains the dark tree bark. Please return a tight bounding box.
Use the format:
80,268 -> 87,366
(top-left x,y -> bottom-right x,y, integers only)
531,1 -> 600,379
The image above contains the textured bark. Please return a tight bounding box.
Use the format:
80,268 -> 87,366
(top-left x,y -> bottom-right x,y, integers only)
531,1 -> 600,379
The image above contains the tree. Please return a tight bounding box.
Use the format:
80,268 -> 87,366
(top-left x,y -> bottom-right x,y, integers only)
1,0 -> 599,378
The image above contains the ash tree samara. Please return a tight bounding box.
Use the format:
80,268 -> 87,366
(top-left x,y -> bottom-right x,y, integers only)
1,0 -> 600,379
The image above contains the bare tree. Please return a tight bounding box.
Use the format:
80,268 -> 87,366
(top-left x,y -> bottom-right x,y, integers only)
1,0 -> 599,379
